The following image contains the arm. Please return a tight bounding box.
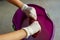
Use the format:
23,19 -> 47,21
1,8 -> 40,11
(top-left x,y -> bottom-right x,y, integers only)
7,0 -> 37,20
0,21 -> 41,40
7,0 -> 24,8
0,29 -> 27,40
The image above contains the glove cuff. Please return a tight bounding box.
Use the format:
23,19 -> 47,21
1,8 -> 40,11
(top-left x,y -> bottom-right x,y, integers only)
22,27 -> 31,38
21,4 -> 29,10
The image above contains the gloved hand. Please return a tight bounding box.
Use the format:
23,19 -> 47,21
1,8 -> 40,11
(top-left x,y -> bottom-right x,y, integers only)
21,4 -> 37,20
22,21 -> 41,38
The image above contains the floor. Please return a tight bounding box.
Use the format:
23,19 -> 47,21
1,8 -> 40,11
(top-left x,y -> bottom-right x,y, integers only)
0,0 -> 60,40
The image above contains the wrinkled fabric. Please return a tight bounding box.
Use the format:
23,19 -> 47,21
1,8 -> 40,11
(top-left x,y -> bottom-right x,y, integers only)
12,4 -> 53,40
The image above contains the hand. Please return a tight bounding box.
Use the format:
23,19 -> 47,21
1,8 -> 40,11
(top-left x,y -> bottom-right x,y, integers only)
21,4 -> 37,20
22,21 -> 41,38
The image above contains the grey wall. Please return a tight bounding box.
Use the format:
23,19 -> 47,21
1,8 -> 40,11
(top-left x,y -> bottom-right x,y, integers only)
0,1 -> 17,33
0,0 -> 60,40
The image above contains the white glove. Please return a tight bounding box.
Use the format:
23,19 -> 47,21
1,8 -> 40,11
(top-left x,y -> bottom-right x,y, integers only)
22,21 -> 41,38
21,4 -> 37,20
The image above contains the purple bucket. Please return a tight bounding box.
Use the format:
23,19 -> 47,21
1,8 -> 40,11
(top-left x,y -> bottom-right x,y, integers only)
12,4 -> 54,40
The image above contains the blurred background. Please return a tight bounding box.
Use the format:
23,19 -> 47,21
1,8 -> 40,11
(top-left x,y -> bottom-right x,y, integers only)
0,0 -> 60,40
